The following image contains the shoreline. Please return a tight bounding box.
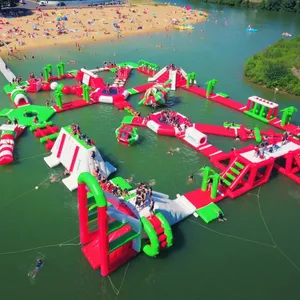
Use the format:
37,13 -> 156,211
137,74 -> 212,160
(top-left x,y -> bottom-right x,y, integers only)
2,4 -> 207,57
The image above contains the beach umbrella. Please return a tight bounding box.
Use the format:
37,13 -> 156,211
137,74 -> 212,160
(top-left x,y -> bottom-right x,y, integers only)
62,16 -> 68,21
56,17 -> 61,21
152,13 -> 156,17
32,25 -> 37,29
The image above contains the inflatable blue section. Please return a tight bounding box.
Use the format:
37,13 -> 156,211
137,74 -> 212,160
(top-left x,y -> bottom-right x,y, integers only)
245,28 -> 258,32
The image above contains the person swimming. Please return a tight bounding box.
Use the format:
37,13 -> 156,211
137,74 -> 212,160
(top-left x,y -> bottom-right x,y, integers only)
29,258 -> 44,278
50,174 -> 59,183
218,210 -> 227,222
188,174 -> 194,182
167,149 -> 174,155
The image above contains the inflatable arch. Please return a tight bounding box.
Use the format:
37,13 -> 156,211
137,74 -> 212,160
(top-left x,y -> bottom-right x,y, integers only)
11,89 -> 30,107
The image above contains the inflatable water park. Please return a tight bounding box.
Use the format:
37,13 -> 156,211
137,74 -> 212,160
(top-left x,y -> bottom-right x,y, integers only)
1,57 -> 300,277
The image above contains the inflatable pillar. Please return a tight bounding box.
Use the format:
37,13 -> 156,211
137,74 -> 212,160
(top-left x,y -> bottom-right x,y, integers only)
82,84 -> 91,102
205,79 -> 217,98
201,166 -> 211,191
186,72 -> 197,88
43,64 -> 53,82
280,106 -> 298,127
54,91 -> 63,109
211,173 -> 220,199
57,62 -> 65,78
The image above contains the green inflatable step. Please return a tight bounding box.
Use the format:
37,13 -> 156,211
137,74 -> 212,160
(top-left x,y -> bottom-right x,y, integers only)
88,210 -> 98,223
226,173 -> 235,181
121,116 -> 134,124
30,121 -> 53,131
40,132 -> 59,143
108,220 -> 125,234
196,202 -> 223,223
109,230 -> 139,253
235,161 -> 244,169
111,177 -> 132,191
222,178 -> 231,187
216,92 -> 229,98
230,167 -> 240,175
126,88 -> 138,95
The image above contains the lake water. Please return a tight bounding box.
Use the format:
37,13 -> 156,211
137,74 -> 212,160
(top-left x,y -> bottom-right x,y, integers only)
1,2 -> 300,300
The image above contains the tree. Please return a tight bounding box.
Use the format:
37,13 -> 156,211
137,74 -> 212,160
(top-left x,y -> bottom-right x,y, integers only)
281,0 -> 296,11
295,0 -> 300,13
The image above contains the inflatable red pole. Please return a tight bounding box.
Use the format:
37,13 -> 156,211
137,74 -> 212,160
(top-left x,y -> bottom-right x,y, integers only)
78,183 -> 89,244
98,207 -> 109,276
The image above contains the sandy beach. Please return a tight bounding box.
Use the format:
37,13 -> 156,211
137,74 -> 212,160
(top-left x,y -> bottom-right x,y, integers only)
0,4 -> 207,55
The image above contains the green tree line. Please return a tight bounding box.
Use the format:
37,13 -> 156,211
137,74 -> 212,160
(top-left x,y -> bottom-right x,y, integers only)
244,36 -> 300,96
192,0 -> 300,13
0,0 -> 19,9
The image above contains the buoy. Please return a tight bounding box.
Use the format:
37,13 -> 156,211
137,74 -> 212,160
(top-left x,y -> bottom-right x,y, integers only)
50,82 -> 58,91
35,186 -> 39,190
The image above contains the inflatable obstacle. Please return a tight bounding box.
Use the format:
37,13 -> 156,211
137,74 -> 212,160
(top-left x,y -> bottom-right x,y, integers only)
0,124 -> 26,165
254,127 -> 262,143
141,212 -> 173,257
44,126 -> 116,191
139,83 -> 170,106
10,89 -> 30,107
78,173 -> 141,276
195,202 -> 223,223
115,124 -> 139,146
244,96 -> 278,123
30,122 -> 59,151
1,105 -> 56,127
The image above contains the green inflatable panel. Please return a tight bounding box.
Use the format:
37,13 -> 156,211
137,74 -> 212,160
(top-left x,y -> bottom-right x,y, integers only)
29,121 -> 53,132
0,108 -> 13,117
121,116 -> 134,124
217,92 -> 229,98
254,127 -> 262,143
6,105 -> 56,126
196,203 -> 223,223
111,177 -> 132,191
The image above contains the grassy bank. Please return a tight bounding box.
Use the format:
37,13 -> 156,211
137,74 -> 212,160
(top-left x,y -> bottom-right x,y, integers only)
244,36 -> 300,96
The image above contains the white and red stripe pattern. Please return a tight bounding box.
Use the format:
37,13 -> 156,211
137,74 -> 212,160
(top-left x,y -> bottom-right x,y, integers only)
0,125 -> 26,165
0,132 -> 14,165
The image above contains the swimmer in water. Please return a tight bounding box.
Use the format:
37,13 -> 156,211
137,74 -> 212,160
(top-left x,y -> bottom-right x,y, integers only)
188,174 -> 194,182
167,149 -> 174,155
126,176 -> 133,183
30,258 -> 44,278
50,174 -> 59,183
218,210 -> 227,222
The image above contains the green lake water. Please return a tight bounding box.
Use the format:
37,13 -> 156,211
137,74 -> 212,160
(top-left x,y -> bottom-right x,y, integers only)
1,3 -> 300,300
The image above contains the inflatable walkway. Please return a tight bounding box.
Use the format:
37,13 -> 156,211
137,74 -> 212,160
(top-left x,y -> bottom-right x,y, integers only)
141,212 -> 173,257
